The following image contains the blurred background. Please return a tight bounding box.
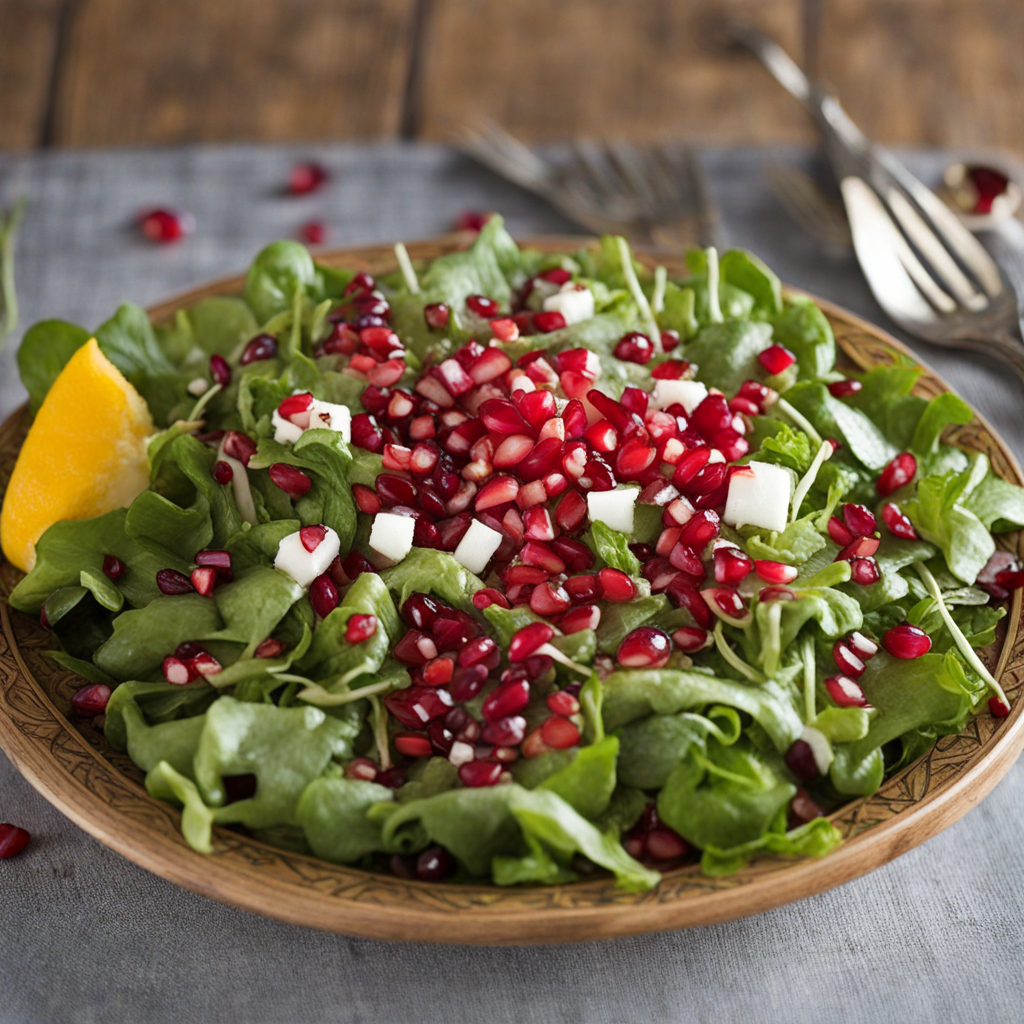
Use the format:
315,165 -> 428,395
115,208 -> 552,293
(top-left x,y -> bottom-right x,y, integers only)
1,0 -> 1021,154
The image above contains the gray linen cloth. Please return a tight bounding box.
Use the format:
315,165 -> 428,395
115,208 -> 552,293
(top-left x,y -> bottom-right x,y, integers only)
1,144 -> 1022,1024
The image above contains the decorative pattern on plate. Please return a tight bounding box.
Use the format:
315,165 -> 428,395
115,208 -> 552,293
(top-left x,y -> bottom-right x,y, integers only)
1,237 -> 1022,943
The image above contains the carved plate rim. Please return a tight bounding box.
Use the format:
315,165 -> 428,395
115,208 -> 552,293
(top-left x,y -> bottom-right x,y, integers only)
1,234 -> 1022,944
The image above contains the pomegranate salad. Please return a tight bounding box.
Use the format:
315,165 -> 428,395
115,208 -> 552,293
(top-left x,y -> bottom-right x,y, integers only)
10,217 -> 1024,888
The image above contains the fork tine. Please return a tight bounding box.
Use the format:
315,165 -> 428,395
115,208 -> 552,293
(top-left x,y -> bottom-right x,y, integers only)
885,188 -> 987,310
569,140 -> 624,203
842,177 -> 956,317
605,142 -> 660,213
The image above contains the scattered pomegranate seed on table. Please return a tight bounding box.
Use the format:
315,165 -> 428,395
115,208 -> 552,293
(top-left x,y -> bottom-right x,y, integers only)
138,208 -> 194,243
0,824 -> 31,859
287,161 -> 329,195
299,220 -> 327,244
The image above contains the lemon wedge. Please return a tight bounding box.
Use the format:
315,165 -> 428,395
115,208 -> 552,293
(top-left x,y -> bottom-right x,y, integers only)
1,339 -> 154,572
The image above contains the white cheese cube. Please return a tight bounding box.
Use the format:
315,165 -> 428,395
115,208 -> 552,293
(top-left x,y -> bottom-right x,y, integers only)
369,512 -> 416,563
310,400 -> 352,443
272,409 -> 304,444
650,379 -> 708,414
587,488 -> 639,535
452,518 -> 503,575
274,526 -> 341,587
723,461 -> 792,533
542,284 -> 594,325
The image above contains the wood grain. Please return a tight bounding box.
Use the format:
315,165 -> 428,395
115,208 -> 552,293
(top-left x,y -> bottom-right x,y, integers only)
416,0 -> 813,144
46,0 -> 417,147
0,0 -> 63,150
1,235 -> 1022,943
821,0 -> 1024,152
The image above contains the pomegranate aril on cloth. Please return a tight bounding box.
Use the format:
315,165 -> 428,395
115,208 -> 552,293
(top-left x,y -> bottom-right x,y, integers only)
0,824 -> 31,859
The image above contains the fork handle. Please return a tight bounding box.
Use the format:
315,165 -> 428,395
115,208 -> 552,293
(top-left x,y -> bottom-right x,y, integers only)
953,332 -> 1024,387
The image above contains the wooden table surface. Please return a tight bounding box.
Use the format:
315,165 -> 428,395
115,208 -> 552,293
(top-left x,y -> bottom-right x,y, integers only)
1,0 -> 1022,154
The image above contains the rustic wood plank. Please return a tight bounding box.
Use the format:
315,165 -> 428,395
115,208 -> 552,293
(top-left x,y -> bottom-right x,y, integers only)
822,0 -> 1024,154
416,0 -> 813,144
0,0 -> 63,150
48,0 -> 417,147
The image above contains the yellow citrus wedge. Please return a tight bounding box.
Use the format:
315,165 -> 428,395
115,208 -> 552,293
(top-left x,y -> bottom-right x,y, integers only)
1,338 -> 154,572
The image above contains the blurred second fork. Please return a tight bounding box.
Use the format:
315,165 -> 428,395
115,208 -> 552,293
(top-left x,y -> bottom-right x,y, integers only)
451,117 -> 720,250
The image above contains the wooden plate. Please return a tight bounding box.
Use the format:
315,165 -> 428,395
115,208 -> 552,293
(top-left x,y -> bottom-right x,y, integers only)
2,236 -> 1023,944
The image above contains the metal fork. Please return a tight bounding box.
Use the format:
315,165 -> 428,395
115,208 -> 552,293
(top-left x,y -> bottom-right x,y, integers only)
452,117 -> 719,248
733,28 -> 1024,382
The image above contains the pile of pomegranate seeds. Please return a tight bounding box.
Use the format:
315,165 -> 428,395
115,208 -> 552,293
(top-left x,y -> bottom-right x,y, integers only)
828,502 -> 881,586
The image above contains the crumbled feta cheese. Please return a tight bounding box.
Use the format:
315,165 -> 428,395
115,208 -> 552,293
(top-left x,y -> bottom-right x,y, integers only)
449,741 -> 475,767
369,512 -> 416,563
543,283 -> 594,325
310,400 -> 352,443
274,526 -> 341,587
452,519 -> 503,575
723,461 -> 793,533
650,379 -> 708,414
272,409 -> 304,444
587,488 -> 639,534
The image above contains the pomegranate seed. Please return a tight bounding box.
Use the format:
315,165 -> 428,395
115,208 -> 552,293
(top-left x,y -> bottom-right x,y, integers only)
672,626 -> 710,653
650,360 -> 689,380
785,739 -> 818,780
458,637 -> 500,671
191,652 -> 222,678
843,503 -> 877,537
454,210 -> 491,232
545,692 -> 579,718
559,604 -> 601,634
883,623 -> 931,659
530,581 -> 572,617
703,586 -> 749,624
449,665 -> 488,703
424,303 -> 451,329
616,438 -> 657,479
532,311 -> 566,333
514,388 -> 558,427
162,656 -> 193,685
617,627 -> 672,668
678,508 -> 720,548
825,674 -> 871,708
541,716 -> 580,749
288,161 -> 328,195
190,566 -> 218,596
471,587 -> 510,611
416,846 -> 455,881
833,640 -> 866,678
71,683 -> 111,717
564,575 -> 601,604
509,622 -> 555,662
882,502 -> 917,540
690,395 -> 733,440
209,353 -> 231,388
139,207 -> 194,243
837,536 -> 881,562
598,567 -> 637,603
848,557 -> 880,585
996,569 -> 1024,590
827,516 -> 854,547
376,474 -> 417,507
877,452 -> 917,497
394,733 -> 434,758
614,332 -> 655,364
990,696 -> 1012,718
476,475 -> 519,510
646,827 -> 688,861
668,542 -> 704,579
269,463 -> 313,498
977,550 -> 1021,600
240,334 -> 278,365
102,554 -> 125,580
672,448 -> 711,489
346,614 -> 377,644
342,551 -> 376,580
345,757 -> 379,782
714,547 -> 753,585
212,460 -> 233,484
385,686 -> 453,728
459,760 -> 503,788
300,220 -> 326,245
255,638 -> 287,658
750,560 -> 796,585
479,398 -> 529,435
292,525 -> 325,554
310,574 -> 340,618
757,344 -> 796,375
482,715 -> 527,747
668,579 -> 715,628
156,568 -> 193,595
0,824 -> 31,859
483,678 -> 532,723
489,317 -> 519,342
554,489 -> 588,533
828,379 -> 862,397
378,768 -> 408,790
466,295 -> 500,318
848,631 -> 878,660
422,657 -> 454,687
175,641 -> 206,661
223,431 -> 258,466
